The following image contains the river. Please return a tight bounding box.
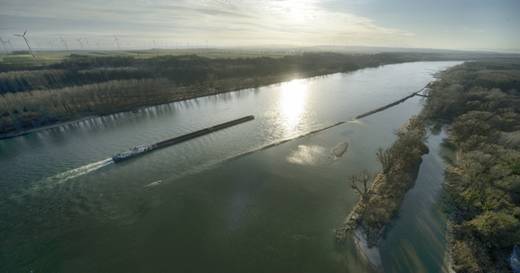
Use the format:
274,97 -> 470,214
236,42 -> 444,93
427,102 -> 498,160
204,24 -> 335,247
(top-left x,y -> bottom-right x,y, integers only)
0,61 -> 460,272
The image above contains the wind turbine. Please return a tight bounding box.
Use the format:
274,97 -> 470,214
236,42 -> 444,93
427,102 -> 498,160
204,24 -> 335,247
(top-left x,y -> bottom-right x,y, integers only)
14,30 -> 36,59
60,36 -> 69,51
6,39 -> 14,51
47,39 -> 57,51
0,37 -> 8,54
76,38 -> 84,49
113,35 -> 121,50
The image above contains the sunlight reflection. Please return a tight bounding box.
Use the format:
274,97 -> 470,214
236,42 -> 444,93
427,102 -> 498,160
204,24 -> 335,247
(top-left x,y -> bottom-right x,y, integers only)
287,145 -> 327,165
278,79 -> 308,134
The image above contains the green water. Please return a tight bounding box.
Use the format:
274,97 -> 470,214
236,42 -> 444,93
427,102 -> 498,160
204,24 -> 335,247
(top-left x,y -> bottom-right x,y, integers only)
0,61 -> 460,272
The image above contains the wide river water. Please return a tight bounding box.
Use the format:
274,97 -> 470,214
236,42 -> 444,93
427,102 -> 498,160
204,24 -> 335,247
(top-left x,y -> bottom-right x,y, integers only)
0,61 -> 460,272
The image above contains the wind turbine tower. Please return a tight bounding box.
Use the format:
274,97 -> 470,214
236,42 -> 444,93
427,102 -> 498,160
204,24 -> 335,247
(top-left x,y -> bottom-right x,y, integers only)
14,30 -> 36,59
7,40 -> 14,51
60,36 -> 69,51
113,35 -> 121,50
76,38 -> 84,49
0,37 -> 8,54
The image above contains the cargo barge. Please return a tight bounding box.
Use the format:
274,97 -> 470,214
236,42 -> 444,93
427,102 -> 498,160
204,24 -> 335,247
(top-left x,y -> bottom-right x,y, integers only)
112,115 -> 255,163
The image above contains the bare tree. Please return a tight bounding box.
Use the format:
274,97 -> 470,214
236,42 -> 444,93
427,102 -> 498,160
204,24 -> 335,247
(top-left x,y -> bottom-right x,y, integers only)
376,147 -> 393,174
350,170 -> 372,201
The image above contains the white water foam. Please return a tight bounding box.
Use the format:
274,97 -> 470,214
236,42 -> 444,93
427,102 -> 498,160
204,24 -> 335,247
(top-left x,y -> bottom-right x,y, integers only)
33,158 -> 113,191
144,179 -> 163,188
8,158 -> 114,201
47,158 -> 114,185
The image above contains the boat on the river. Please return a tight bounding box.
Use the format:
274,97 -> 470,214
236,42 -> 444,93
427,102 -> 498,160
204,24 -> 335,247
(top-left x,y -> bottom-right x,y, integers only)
111,115 -> 255,163
112,144 -> 156,162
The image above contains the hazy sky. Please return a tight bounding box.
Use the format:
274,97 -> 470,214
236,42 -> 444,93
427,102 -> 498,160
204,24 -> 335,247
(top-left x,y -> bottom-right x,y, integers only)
0,0 -> 518,51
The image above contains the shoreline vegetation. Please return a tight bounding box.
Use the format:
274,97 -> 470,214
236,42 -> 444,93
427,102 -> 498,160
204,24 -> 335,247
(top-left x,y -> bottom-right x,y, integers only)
337,59 -> 520,273
336,116 -> 428,249
421,61 -> 520,273
0,50 -> 509,138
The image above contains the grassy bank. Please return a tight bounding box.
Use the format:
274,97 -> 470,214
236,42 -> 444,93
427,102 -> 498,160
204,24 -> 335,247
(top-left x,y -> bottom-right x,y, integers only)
421,60 -> 520,273
0,50 -> 499,137
337,116 -> 428,247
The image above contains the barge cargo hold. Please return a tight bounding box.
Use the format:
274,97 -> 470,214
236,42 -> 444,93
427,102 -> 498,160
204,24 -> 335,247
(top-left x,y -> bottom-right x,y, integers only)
112,115 -> 255,163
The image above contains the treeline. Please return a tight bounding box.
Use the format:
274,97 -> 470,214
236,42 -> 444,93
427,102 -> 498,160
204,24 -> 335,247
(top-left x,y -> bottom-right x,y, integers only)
0,52 -> 478,94
422,61 -> 520,273
0,52 -> 421,136
0,51 -> 500,136
0,79 -> 172,132
0,66 -> 150,93
0,74 -> 275,135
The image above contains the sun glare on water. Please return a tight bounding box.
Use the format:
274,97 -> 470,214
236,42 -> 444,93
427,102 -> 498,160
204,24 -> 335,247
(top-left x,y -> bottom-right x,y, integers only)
278,79 -> 309,135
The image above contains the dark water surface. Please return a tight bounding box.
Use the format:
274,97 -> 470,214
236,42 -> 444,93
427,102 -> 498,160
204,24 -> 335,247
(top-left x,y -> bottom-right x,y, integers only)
0,62 -> 459,272
380,130 -> 451,273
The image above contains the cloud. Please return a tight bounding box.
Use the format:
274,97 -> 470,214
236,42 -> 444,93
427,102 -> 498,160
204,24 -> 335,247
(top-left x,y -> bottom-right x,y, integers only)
0,0 -> 415,47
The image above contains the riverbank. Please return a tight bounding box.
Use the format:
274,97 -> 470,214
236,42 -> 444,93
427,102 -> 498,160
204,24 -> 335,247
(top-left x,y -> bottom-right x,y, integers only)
0,71 -> 324,139
336,59 -> 520,273
0,116 -> 98,139
1,50 -> 490,138
0,52 -> 406,137
421,60 -> 520,273
337,116 -> 428,250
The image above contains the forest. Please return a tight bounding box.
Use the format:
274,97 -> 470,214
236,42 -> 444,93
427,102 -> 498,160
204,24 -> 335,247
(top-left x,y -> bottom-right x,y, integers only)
337,59 -> 520,273
422,60 -> 520,273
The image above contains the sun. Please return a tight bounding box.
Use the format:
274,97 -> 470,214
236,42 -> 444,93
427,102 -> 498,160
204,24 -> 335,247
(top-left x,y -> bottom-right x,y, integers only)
271,0 -> 313,24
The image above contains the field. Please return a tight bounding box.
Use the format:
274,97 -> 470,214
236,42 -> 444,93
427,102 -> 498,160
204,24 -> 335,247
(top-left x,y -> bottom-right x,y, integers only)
0,48 -> 300,67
